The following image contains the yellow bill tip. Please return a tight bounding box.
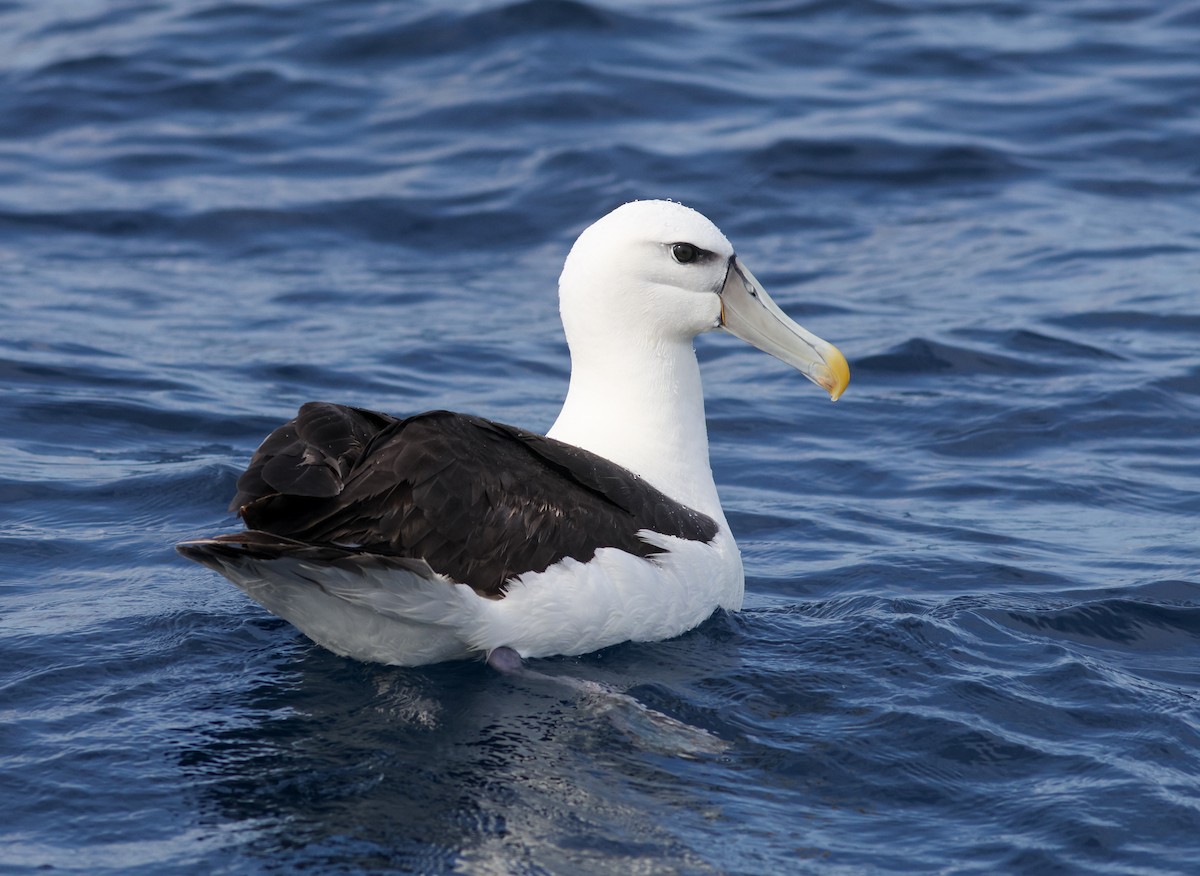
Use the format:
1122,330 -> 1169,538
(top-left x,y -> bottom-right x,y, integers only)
818,343 -> 850,402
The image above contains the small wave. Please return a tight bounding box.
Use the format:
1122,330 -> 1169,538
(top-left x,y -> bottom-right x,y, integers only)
739,137 -> 1031,188
997,597 -> 1200,652
303,0 -> 624,67
854,336 -> 1040,377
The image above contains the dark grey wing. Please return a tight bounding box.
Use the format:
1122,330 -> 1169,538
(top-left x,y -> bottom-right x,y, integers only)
229,404 -> 718,596
229,402 -> 398,510
492,421 -> 720,545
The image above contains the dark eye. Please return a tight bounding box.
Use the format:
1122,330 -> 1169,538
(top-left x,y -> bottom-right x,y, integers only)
672,243 -> 699,264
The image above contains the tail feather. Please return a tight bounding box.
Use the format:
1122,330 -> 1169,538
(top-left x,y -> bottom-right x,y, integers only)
176,531 -> 479,665
176,530 -> 437,578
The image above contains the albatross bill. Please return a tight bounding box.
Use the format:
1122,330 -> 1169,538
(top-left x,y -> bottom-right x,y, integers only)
177,200 -> 849,666
719,256 -> 850,401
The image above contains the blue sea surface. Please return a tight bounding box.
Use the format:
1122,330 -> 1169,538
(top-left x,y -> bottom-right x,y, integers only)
2,0 -> 1199,872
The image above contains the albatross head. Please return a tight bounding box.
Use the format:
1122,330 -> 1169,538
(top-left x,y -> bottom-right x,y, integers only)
558,200 -> 849,401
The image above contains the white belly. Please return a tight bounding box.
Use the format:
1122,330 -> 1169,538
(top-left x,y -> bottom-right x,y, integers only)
214,528 -> 743,666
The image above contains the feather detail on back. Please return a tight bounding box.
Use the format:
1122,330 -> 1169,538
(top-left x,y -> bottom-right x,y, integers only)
222,402 -> 718,596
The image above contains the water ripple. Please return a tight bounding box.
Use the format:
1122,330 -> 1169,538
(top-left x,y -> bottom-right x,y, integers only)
3,0 -> 1199,872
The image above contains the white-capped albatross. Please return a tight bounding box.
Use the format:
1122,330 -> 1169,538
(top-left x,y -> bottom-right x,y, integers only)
177,200 -> 849,667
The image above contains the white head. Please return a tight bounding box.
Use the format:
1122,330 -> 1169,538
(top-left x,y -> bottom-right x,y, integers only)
559,200 -> 732,346
557,199 -> 849,400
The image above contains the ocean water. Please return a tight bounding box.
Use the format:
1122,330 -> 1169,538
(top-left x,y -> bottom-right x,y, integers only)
2,0 -> 1199,872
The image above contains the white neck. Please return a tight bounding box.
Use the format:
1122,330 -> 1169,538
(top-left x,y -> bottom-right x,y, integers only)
547,334 -> 724,521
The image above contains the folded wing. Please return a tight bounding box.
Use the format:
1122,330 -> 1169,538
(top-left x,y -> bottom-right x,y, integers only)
219,402 -> 718,597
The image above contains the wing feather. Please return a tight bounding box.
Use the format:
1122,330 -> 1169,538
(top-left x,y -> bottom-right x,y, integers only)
228,403 -> 718,596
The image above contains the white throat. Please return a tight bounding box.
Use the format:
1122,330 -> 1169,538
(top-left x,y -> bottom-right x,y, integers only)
547,332 -> 723,520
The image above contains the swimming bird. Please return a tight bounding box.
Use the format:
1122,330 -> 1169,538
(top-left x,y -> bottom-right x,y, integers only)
177,200 -> 849,667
